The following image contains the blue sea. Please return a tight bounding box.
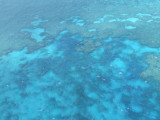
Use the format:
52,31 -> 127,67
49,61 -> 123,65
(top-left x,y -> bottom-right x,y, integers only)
0,0 -> 160,120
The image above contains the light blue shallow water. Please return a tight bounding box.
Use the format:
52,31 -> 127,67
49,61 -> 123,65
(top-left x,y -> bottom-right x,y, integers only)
0,0 -> 160,120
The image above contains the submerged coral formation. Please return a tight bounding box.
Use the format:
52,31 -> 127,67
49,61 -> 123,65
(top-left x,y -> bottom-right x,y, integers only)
1,0 -> 160,119
1,29 -> 160,119
1,0 -> 160,56
141,54 -> 160,81
76,40 -> 102,53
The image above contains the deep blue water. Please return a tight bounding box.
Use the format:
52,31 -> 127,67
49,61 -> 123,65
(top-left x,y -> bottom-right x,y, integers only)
0,0 -> 160,120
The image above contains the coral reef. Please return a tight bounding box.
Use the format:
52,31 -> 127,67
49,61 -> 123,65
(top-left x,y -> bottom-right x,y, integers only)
1,1 -> 160,118
141,54 -> 160,81
76,40 -> 102,53
1,0 -> 160,56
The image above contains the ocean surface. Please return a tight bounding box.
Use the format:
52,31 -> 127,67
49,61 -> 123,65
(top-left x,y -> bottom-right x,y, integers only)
0,0 -> 160,120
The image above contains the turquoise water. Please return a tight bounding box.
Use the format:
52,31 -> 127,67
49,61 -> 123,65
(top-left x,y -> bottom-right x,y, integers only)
0,0 -> 160,120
